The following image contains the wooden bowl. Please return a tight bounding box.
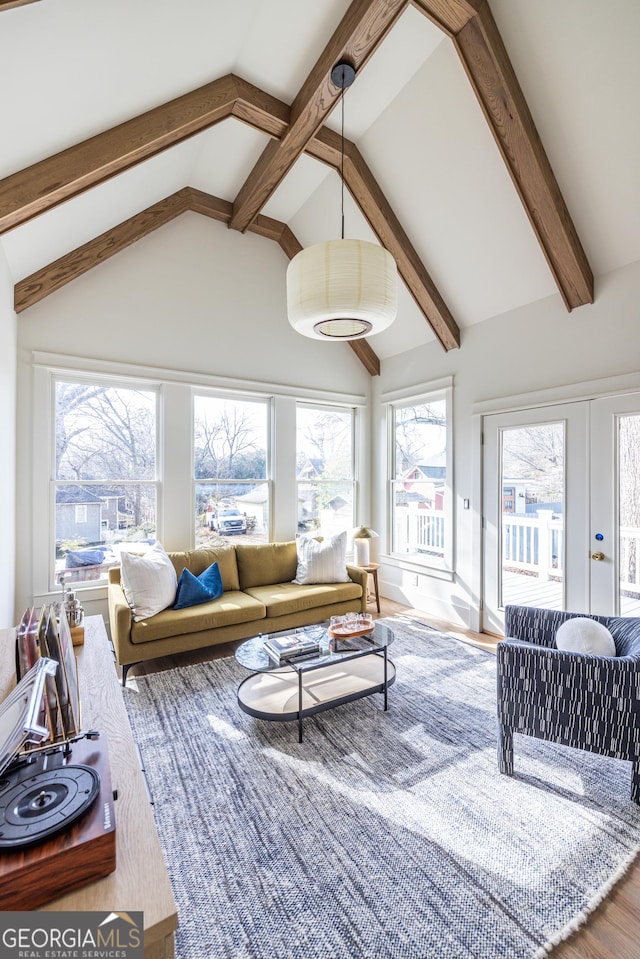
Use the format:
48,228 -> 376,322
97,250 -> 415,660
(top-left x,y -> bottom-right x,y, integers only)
328,623 -> 374,639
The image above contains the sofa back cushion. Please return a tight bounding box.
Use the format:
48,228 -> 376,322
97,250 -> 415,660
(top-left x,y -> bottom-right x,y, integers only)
168,547 -> 240,592
235,541 -> 298,590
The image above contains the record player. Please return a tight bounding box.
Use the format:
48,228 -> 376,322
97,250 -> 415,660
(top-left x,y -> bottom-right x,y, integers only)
0,654 -> 117,910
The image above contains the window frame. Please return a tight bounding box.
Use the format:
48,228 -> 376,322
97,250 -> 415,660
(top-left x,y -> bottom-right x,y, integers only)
41,369 -> 161,594
31,353 -> 367,604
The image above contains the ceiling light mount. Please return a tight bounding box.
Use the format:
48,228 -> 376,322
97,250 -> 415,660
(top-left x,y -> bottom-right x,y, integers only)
286,60 -> 398,343
330,60 -> 356,90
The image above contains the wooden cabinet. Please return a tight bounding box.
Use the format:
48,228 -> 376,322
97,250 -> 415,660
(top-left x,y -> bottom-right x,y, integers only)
0,618 -> 177,959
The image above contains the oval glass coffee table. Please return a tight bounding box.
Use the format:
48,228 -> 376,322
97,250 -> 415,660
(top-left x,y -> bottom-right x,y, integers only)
235,623 -> 395,742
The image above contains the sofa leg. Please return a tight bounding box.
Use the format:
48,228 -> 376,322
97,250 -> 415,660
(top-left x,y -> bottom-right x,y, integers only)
631,761 -> 640,804
498,723 -> 514,775
122,662 -> 140,687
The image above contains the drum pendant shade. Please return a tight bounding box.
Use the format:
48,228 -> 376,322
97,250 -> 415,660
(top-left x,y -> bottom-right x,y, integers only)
286,238 -> 397,340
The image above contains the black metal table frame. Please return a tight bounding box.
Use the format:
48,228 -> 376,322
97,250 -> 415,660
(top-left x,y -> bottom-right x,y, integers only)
236,630 -> 395,742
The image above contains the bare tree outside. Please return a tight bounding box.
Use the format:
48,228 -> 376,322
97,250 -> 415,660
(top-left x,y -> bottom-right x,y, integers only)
193,396 -> 268,545
296,406 -> 354,534
501,423 -> 564,503
391,399 -> 448,560
394,402 -> 446,476
53,382 -> 158,583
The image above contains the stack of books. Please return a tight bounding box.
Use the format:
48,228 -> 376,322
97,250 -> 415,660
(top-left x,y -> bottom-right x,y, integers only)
263,632 -> 320,664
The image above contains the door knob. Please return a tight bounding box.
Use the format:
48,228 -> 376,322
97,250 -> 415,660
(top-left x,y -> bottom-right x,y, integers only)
591,551 -> 605,561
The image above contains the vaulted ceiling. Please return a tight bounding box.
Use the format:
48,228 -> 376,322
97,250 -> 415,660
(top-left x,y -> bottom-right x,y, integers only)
1,0 -> 638,374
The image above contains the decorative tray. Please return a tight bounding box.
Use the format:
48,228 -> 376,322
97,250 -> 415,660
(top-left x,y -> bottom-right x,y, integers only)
328,624 -> 374,640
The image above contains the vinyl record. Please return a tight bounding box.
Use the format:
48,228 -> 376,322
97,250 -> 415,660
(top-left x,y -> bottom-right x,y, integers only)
0,763 -> 100,849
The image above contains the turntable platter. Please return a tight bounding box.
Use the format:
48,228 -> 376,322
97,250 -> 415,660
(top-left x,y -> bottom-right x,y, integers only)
0,764 -> 100,849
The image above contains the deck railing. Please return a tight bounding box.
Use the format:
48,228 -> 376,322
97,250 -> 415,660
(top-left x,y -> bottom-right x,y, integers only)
396,506 -> 640,600
502,509 -> 563,581
394,507 -> 445,557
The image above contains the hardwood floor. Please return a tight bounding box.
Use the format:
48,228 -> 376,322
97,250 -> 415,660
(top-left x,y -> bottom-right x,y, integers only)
120,598 -> 640,959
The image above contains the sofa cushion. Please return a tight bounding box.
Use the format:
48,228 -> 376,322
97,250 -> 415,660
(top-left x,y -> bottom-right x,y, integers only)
235,541 -> 298,590
174,562 -> 224,610
293,532 -> 350,584
120,542 -> 178,622
130,591 -> 265,644
244,580 -> 362,618
168,547 -> 240,592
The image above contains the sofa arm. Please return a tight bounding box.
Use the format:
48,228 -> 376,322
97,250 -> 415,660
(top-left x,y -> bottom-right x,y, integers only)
346,564 -> 369,613
107,578 -> 133,665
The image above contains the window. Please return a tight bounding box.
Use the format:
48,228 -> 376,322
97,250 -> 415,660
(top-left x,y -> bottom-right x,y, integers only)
296,404 -> 355,538
54,380 -> 157,586
390,393 -> 451,568
193,395 -> 269,545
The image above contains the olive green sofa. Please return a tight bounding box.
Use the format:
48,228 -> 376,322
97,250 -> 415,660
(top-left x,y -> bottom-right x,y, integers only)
107,541 -> 368,683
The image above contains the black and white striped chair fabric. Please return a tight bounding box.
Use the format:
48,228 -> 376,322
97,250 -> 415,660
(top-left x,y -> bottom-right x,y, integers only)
497,605 -> 640,803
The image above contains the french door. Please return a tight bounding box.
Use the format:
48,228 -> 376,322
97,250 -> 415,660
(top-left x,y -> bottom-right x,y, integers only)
482,393 -> 640,635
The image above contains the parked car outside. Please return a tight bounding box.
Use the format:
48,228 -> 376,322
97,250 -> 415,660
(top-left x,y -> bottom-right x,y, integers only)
209,508 -> 247,534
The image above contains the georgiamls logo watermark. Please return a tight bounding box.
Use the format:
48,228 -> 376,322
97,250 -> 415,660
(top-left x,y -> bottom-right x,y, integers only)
0,911 -> 144,958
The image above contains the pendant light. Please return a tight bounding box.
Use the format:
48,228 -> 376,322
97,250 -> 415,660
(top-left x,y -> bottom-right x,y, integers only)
286,61 -> 398,341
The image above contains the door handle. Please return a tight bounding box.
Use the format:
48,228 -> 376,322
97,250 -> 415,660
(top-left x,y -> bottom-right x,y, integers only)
591,551 -> 605,561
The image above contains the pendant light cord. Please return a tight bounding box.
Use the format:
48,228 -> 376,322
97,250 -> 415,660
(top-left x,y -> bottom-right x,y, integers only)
340,65 -> 345,241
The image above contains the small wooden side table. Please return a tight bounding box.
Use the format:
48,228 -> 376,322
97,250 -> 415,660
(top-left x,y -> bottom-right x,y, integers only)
362,563 -> 381,613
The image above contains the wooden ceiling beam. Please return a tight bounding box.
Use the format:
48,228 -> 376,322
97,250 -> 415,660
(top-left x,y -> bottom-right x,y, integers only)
0,75 -> 289,235
14,189 -> 191,313
228,0 -> 410,233
413,0 -> 593,309
410,0 -> 482,36
308,128 -> 459,350
0,0 -> 42,9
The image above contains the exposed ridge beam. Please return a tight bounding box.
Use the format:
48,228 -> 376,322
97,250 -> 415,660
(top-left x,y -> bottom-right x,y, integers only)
14,189 -> 190,313
308,128 -> 459,350
413,0 -> 593,310
229,0 -> 410,233
0,74 -> 289,234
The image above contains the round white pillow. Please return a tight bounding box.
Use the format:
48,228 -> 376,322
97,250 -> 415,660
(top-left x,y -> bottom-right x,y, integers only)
555,617 -> 616,656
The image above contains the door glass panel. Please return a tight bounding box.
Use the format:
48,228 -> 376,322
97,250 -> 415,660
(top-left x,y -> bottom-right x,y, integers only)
500,423 -> 565,610
619,414 -> 640,616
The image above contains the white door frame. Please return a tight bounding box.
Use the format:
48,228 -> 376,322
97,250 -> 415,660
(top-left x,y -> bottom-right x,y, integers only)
473,372 -> 640,636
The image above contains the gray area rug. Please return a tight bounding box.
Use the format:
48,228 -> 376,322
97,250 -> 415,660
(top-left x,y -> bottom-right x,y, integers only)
123,617 -> 640,959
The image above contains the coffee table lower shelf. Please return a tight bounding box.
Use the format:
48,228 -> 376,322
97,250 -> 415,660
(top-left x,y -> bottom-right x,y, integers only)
237,655 -> 396,741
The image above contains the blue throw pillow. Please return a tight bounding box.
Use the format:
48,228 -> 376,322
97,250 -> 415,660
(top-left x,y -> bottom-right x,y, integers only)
174,562 -> 224,610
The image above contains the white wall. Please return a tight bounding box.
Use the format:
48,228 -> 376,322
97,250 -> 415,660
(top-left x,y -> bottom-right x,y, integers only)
15,214 -> 371,619
374,258 -> 640,628
0,246 -> 16,628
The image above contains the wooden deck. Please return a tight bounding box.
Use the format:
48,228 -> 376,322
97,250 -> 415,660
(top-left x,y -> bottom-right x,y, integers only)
503,570 -> 640,616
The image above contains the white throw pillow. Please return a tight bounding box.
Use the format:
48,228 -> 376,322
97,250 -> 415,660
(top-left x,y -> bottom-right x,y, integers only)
120,542 -> 178,621
555,617 -> 616,657
294,532 -> 350,585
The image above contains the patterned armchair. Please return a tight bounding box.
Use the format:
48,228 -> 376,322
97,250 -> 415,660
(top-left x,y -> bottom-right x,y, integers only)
497,605 -> 640,803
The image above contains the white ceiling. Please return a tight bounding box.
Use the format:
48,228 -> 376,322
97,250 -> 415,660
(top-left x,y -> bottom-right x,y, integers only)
1,0 -> 639,361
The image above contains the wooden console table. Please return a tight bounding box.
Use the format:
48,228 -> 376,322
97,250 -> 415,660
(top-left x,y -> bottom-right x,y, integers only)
0,617 -> 177,959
